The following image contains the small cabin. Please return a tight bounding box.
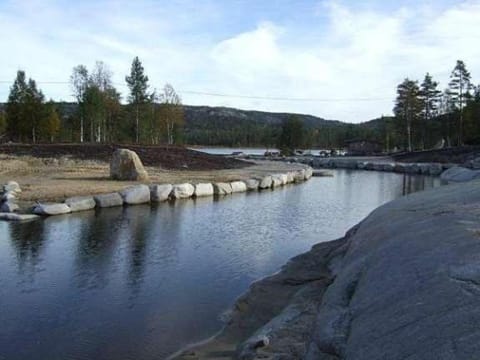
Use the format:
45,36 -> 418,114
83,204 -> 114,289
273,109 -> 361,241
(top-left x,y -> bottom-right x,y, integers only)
345,139 -> 383,156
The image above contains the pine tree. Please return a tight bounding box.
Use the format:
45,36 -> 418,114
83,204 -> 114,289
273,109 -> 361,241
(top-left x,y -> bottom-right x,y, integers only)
25,78 -> 45,143
42,101 -> 61,142
393,79 -> 422,152
419,73 -> 441,148
448,60 -> 473,145
5,70 -> 29,141
125,57 -> 149,144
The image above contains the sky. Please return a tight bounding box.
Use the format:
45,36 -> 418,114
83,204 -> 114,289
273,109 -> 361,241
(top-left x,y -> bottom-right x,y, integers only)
0,0 -> 479,123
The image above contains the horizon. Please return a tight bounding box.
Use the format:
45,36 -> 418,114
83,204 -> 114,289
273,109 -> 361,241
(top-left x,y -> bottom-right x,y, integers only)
1,0 -> 479,123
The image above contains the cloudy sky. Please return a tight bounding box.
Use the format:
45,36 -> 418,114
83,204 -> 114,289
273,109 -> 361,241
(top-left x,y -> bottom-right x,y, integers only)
0,0 -> 479,122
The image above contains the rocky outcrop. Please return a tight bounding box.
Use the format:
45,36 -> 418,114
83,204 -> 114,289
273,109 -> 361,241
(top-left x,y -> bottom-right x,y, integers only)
194,183 -> 214,197
65,196 -> 96,212
440,166 -> 480,183
176,179 -> 480,360
94,193 -> 123,208
33,203 -> 71,216
150,184 -> 173,202
110,148 -> 149,181
171,183 -> 195,199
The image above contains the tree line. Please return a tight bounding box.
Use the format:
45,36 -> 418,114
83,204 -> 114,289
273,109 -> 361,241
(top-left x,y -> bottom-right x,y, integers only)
2,57 -> 184,145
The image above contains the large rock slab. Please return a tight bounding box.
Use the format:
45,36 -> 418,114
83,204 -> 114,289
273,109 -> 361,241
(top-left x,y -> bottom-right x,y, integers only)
230,181 -> 247,193
65,196 -> 96,212
120,185 -> 151,205
213,182 -> 232,195
171,183 -> 195,199
33,203 -> 71,216
440,166 -> 480,183
150,184 -> 173,202
94,193 -> 123,208
110,148 -> 149,181
194,183 -> 214,197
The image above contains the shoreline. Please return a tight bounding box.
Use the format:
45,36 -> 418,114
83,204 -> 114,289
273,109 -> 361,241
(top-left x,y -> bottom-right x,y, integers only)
173,178 -> 480,359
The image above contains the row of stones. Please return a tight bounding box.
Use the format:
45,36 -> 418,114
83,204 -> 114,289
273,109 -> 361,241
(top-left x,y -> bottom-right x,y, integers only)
0,181 -> 22,213
9,168 -> 313,218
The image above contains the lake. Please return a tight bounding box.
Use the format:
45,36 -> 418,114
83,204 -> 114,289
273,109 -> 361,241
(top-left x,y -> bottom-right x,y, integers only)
0,170 -> 441,360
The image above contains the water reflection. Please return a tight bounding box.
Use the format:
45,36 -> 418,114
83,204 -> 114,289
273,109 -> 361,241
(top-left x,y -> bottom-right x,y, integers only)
0,170 -> 442,360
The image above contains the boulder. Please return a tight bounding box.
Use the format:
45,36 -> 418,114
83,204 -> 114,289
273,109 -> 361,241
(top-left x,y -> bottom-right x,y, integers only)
418,163 -> 431,175
194,183 -> 214,197
404,163 -> 420,174
259,176 -> 273,189
171,183 -> 195,199
382,163 -> 395,172
213,182 -> 233,195
65,196 -> 96,212
294,170 -> 306,182
120,185 -> 151,205
33,203 -> 71,216
0,201 -> 19,213
1,192 -> 17,202
428,164 -> 443,176
230,181 -> 247,193
0,213 -> 39,222
94,193 -> 124,208
150,184 -> 173,202
393,163 -> 406,173
304,167 -> 313,179
3,181 -> 21,194
110,148 -> 149,181
271,176 -> 283,188
440,166 -> 480,183
245,179 -> 260,191
286,172 -> 295,183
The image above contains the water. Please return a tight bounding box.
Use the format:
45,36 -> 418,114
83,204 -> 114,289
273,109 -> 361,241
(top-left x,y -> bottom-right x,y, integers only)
0,170 -> 441,360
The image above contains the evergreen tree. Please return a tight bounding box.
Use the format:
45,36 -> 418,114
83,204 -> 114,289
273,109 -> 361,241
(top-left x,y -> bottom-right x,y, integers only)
393,79 -> 422,152
25,78 -> 45,143
448,60 -> 473,145
5,70 -> 29,141
277,116 -> 304,155
419,73 -> 441,148
42,101 -> 61,142
125,56 -> 149,144
0,111 -> 6,139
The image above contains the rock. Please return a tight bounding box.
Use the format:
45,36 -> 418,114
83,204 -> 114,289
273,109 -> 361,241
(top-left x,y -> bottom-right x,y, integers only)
404,163 -> 420,174
213,182 -> 233,195
65,196 -> 96,212
120,184 -> 151,205
259,176 -> 273,189
194,183 -> 214,197
428,163 -> 443,176
150,184 -> 173,202
418,163 -> 431,175
1,191 -> 17,202
271,176 -> 283,188
230,181 -> 247,193
3,181 -> 21,194
171,183 -> 195,199
440,166 -> 480,183
110,148 -> 149,181
470,157 -> 480,170
94,193 -> 124,208
286,172 -> 295,183
245,179 -> 260,191
294,170 -> 306,182
393,163 -> 406,173
0,213 -> 40,222
357,162 -> 367,170
304,167 -> 313,179
382,163 -> 395,172
0,202 -> 19,213
33,203 -> 71,216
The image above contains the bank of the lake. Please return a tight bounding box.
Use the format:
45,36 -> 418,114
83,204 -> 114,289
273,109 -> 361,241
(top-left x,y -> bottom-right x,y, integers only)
176,178 -> 480,360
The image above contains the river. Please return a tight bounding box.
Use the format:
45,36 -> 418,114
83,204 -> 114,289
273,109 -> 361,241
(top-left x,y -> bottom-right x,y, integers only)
0,170 -> 441,360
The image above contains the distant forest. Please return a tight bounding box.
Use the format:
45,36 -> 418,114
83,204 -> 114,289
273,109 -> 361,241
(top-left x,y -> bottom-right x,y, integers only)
0,58 -> 479,151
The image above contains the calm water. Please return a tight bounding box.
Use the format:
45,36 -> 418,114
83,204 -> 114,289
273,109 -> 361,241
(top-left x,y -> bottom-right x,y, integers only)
0,170 -> 441,360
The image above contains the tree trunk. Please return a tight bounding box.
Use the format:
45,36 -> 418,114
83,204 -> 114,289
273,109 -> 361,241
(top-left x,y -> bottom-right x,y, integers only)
80,114 -> 84,143
136,105 -> 139,144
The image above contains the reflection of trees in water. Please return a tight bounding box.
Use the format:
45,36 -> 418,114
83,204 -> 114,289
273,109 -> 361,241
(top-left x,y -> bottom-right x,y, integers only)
9,220 -> 46,276
402,174 -> 431,195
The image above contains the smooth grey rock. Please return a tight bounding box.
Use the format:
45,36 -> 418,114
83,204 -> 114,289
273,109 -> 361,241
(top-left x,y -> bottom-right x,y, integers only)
65,196 -> 96,212
94,193 -> 123,208
245,179 -> 260,191
120,185 -> 150,204
305,167 -> 313,179
171,183 -> 195,199
294,170 -> 306,182
271,175 -> 283,188
3,181 -> 21,193
440,166 -> 480,183
110,148 -> 149,181
150,184 -> 173,202
230,181 -> 247,193
0,201 -> 19,213
428,163 -> 443,176
213,182 -> 232,195
0,213 -> 39,222
286,172 -> 295,183
259,176 -> 273,189
33,203 -> 71,216
194,183 -> 214,197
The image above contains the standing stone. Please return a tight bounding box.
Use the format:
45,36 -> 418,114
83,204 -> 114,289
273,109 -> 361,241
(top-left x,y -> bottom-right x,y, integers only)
171,183 -> 195,199
150,184 -> 173,202
94,193 -> 124,208
230,181 -> 247,193
194,183 -> 214,197
65,196 -> 96,212
213,182 -> 233,195
120,185 -> 151,205
110,148 -> 149,181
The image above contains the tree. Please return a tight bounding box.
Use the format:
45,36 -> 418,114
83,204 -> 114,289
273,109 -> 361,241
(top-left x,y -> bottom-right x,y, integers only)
448,60 -> 473,145
25,78 -> 45,143
277,116 -> 304,155
5,70 -> 29,141
159,84 -> 183,145
125,56 -> 149,144
393,78 -> 422,152
42,102 -> 61,142
70,65 -> 89,143
0,111 -> 6,139
419,73 -> 441,149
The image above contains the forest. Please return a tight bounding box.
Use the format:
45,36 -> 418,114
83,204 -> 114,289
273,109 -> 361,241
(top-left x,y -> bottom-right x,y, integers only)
0,58 -> 478,152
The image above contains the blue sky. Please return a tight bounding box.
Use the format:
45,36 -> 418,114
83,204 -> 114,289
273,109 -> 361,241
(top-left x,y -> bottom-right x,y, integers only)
0,0 -> 479,122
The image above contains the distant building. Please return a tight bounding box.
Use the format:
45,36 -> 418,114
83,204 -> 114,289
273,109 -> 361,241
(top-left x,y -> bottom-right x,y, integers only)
345,139 -> 383,156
